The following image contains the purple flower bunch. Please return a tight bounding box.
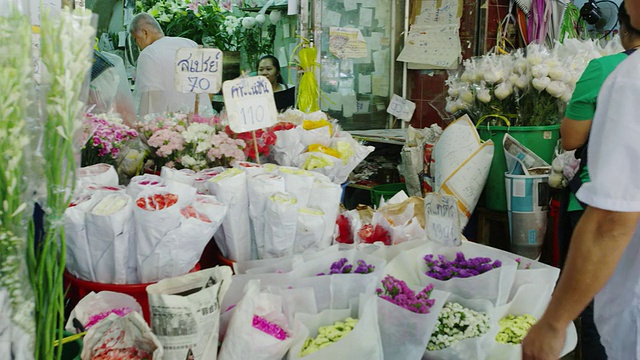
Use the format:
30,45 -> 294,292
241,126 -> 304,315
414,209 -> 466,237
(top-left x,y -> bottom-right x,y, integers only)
424,252 -> 502,280
82,113 -> 138,166
317,258 -> 375,276
376,275 -> 436,314
252,315 -> 288,340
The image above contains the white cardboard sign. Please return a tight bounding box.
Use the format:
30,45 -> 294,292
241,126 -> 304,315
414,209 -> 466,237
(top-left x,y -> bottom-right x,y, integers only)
386,94 -> 416,122
222,76 -> 278,133
424,192 -> 461,246
175,48 -> 223,94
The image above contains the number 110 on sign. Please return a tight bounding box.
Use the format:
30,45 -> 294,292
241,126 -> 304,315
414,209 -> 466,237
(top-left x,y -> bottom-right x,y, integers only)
240,100 -> 267,127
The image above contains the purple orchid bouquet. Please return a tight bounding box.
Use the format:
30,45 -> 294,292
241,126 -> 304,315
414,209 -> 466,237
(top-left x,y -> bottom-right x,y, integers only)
376,275 -> 436,314
316,258 -> 375,276
81,113 -> 138,167
424,252 -> 502,281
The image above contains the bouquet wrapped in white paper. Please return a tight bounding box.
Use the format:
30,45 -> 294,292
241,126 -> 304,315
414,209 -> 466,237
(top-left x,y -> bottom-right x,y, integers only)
208,168 -> 252,262
219,280 -> 294,360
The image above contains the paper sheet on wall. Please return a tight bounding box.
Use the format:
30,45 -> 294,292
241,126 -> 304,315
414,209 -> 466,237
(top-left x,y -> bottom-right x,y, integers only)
344,0 -> 358,11
414,0 -> 461,25
372,49 -> 389,74
329,27 -> 368,59
397,24 -> 461,69
358,74 -> 372,94
360,0 -> 376,8
342,93 -> 358,117
359,7 -> 373,27
288,0 -> 297,15
376,0 -> 390,23
326,10 -> 342,27
372,74 -> 389,97
368,33 -> 383,51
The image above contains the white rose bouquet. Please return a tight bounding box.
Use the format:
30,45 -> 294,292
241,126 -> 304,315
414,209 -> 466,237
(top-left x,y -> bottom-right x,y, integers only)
446,38 -> 623,126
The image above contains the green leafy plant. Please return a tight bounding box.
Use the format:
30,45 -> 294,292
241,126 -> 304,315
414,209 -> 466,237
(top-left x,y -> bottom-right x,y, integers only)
136,0 -> 276,71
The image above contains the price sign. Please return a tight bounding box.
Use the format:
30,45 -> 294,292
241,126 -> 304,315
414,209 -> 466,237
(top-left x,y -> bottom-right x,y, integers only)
386,94 -> 416,122
424,193 -> 461,247
223,76 -> 278,133
174,48 -> 223,94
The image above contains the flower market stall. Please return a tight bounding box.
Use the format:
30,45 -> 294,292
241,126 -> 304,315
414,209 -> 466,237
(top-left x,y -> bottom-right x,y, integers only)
3,1 -> 619,359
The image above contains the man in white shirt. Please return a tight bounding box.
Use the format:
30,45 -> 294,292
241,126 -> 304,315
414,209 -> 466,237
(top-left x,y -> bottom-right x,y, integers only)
129,13 -> 211,117
522,0 -> 640,359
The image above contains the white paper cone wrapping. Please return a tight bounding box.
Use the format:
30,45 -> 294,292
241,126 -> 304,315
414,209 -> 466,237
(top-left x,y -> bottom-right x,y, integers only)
300,125 -> 332,148
377,289 -> 449,360
423,296 -> 495,360
263,192 -> 299,259
279,167 -> 314,207
133,190 -> 182,281
64,194 -> 102,281
138,196 -> 226,283
329,133 -> 375,185
248,173 -> 287,259
308,180 -> 342,248
85,193 -> 135,284
81,312 -> 163,360
208,168 -> 252,261
289,296 -> 384,360
233,161 -> 266,177
77,163 -> 119,188
194,167 -> 225,194
218,281 -> 293,360
272,127 -> 305,166
160,166 -> 196,186
126,174 -> 167,200
65,291 -> 143,333
294,208 -> 325,254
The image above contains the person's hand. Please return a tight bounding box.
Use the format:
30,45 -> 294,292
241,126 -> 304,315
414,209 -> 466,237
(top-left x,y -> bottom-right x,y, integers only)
522,318 -> 566,360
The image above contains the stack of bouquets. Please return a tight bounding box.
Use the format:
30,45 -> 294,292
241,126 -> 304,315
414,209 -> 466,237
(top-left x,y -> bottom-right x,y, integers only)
385,241 -> 518,306
269,109 -> 375,184
64,166 -> 227,284
209,162 -> 343,262
445,38 -> 623,126
336,195 -> 427,247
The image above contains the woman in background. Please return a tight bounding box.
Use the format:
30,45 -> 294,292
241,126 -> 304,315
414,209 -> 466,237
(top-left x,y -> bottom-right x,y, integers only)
257,55 -> 295,112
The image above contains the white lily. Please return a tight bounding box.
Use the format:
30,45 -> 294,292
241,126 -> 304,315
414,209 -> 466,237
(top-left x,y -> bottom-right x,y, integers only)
494,82 -> 513,100
545,81 -> 566,98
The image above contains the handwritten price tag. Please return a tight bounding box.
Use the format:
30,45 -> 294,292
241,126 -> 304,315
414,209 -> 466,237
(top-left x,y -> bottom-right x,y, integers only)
223,76 -> 278,133
174,48 -> 223,94
386,94 -> 416,122
424,193 -> 461,246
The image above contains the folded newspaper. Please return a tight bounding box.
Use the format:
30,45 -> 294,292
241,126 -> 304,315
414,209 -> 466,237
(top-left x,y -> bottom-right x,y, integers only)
503,134 -> 550,175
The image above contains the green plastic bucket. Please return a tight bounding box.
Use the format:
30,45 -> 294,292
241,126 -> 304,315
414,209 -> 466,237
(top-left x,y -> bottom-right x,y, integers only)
370,183 -> 407,208
477,124 -> 559,211
61,331 -> 82,360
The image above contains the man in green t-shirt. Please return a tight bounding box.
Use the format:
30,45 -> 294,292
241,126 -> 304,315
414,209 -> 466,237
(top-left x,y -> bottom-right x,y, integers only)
559,3 -> 640,359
